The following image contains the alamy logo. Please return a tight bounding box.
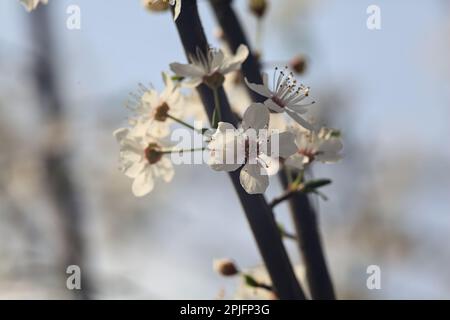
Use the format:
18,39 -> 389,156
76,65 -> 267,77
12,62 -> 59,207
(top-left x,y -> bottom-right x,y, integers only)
66,265 -> 81,290
66,5 -> 81,30
366,265 -> 381,290
366,5 -> 381,30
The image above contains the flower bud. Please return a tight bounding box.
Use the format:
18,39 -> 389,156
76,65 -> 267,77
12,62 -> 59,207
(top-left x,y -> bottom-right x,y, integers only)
142,0 -> 170,12
213,258 -> 239,276
290,55 -> 307,74
249,0 -> 268,18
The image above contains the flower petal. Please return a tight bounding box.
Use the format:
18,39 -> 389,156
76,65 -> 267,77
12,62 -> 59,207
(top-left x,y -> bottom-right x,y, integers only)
285,108 -> 315,131
242,103 -> 270,131
264,99 -> 284,113
113,128 -> 130,142
284,154 -> 306,170
244,78 -> 272,98
157,157 -> 175,182
317,139 -> 343,163
208,122 -> 244,171
267,131 -> 298,158
221,44 -> 249,74
132,170 -> 154,197
124,160 -> 146,178
173,0 -> 181,20
170,62 -> 204,78
239,163 -> 269,194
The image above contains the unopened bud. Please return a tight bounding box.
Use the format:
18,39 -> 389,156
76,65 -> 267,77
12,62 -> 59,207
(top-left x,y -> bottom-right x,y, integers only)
249,0 -> 268,18
213,258 -> 239,276
290,55 -> 307,74
142,0 -> 170,12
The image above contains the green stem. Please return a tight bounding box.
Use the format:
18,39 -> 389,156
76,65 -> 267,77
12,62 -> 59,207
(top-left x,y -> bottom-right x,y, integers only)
292,169 -> 305,188
167,113 -> 206,135
161,147 -> 206,154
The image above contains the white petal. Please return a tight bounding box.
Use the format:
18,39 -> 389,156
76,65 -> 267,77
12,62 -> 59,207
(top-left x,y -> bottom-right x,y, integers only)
267,131 -> 298,158
242,103 -> 269,131
244,78 -> 272,98
209,160 -> 242,172
208,123 -> 244,171
284,154 -> 306,170
239,163 -> 269,194
211,50 -> 225,71
317,139 -> 343,163
132,170 -> 154,197
181,77 -> 203,88
157,157 -> 175,182
217,121 -> 236,132
170,62 -> 204,78
173,0 -> 181,20
285,108 -> 315,131
264,99 -> 284,113
124,160 -> 146,178
258,154 -> 280,176
221,44 -> 249,74
113,128 -> 130,142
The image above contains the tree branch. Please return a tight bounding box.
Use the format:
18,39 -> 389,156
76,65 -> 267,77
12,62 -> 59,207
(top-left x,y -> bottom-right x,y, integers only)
209,0 -> 336,300
30,6 -> 92,299
172,0 -> 305,300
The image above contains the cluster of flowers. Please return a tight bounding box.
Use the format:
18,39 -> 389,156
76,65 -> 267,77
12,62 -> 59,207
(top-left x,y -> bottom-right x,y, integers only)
114,44 -> 343,197
18,0 -> 342,198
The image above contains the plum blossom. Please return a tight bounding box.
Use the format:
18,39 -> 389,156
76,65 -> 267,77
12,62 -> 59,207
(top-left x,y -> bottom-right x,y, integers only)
285,125 -> 343,170
113,127 -> 174,197
207,104 -> 297,194
245,66 -> 315,130
19,0 -> 48,11
170,45 -> 249,89
127,72 -> 182,138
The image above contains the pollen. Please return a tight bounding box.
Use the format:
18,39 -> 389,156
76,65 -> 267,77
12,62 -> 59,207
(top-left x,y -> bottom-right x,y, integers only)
154,102 -> 170,122
145,143 -> 163,164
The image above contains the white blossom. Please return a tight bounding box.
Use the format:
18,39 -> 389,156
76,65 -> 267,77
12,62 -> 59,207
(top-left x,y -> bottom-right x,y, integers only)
113,127 -> 174,197
245,66 -> 315,130
208,104 -> 297,194
19,0 -> 48,11
285,125 -> 343,170
170,45 -> 249,88
127,72 -> 182,138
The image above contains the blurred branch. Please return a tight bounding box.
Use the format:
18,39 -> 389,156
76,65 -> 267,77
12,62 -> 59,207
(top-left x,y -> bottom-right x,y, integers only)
209,0 -> 335,300
29,6 -> 92,299
172,0 -> 305,300
210,0 -> 264,102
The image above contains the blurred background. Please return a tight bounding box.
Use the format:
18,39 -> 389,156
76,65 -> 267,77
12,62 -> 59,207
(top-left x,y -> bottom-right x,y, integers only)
0,0 -> 449,299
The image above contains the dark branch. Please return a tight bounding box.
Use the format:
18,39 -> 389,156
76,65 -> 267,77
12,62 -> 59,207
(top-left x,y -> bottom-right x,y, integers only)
209,0 -> 336,300
172,0 -> 305,300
